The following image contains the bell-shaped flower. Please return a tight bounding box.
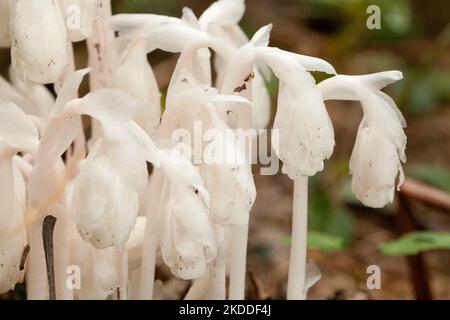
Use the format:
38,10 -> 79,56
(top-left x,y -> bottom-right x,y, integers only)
158,49 -> 256,226
73,121 -> 159,249
59,0 -> 101,42
111,37 -> 161,136
0,0 -> 11,47
147,147 -> 216,280
11,0 -> 68,84
29,68 -> 160,249
318,71 -> 406,207
29,68 -> 144,204
0,101 -> 39,293
219,25 -> 336,179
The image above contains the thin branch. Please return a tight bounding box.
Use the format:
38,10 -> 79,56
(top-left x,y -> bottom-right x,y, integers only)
396,193 -> 433,300
400,178 -> 450,211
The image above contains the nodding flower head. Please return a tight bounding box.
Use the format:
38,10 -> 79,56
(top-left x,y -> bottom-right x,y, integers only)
11,0 -> 68,84
219,25 -> 336,179
0,101 -> 38,292
318,71 -> 406,208
147,147 -> 216,280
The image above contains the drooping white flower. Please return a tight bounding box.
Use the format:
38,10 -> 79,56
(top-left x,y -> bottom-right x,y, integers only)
111,37 -> 161,136
318,71 -> 406,208
0,101 -> 39,293
73,121 -> 159,249
11,0 -> 68,84
59,0 -> 101,42
146,147 -> 216,280
157,48 -> 256,227
23,68 -> 159,251
219,25 -> 336,179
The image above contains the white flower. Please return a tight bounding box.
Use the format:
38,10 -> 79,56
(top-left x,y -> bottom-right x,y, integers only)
111,37 -> 161,136
318,71 -> 406,207
220,25 -> 336,179
0,101 -> 39,293
11,0 -> 68,84
159,52 -> 256,226
73,121 -> 159,249
59,0 -> 100,42
24,69 -> 159,250
148,148 -> 216,280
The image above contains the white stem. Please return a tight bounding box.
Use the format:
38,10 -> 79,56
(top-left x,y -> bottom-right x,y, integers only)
26,212 -> 47,300
211,226 -> 226,300
118,249 -> 128,300
226,85 -> 252,300
138,177 -> 165,300
138,212 -> 157,300
86,0 -> 116,91
228,221 -> 249,300
287,176 -> 308,300
52,202 -> 73,300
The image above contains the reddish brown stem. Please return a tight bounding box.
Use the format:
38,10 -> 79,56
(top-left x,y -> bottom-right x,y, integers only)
396,193 -> 433,300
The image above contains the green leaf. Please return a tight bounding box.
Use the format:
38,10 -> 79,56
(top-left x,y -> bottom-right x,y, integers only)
307,231 -> 344,250
281,231 -> 344,251
309,193 -> 354,245
410,165 -> 450,193
379,231 -> 450,256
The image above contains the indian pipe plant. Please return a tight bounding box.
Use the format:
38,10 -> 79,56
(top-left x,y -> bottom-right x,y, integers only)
0,0 -> 406,300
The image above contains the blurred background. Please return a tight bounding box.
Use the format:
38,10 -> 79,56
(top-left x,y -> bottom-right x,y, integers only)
1,0 -> 449,299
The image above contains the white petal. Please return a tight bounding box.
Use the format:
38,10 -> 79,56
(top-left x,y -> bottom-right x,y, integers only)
350,126 -> 401,208
11,0 -> 68,83
112,38 -> 161,135
0,101 -> 39,154
250,24 -> 272,47
73,147 -> 115,249
0,154 -> 27,293
318,71 -> 403,101
52,68 -> 90,117
9,66 -> 55,119
108,13 -> 179,38
199,0 -> 245,30
72,88 -> 140,127
0,74 -> 40,116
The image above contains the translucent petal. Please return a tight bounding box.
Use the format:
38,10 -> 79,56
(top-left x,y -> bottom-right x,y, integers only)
199,0 -> 245,30
11,0 -> 68,83
0,101 -> 39,154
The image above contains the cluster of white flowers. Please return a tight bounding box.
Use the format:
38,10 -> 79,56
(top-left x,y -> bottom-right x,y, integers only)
0,0 -> 406,300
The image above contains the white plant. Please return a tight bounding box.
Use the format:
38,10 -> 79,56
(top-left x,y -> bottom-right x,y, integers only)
0,0 -> 406,300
